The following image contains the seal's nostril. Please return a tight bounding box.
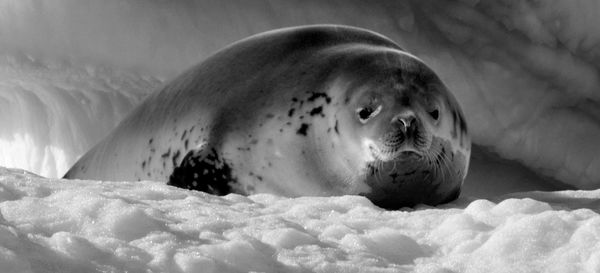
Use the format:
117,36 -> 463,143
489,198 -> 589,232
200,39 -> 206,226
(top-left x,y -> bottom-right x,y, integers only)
400,117 -> 414,128
398,119 -> 408,133
393,113 -> 416,133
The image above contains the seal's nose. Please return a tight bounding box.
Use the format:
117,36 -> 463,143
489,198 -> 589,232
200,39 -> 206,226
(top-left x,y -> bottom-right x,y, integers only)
392,112 -> 416,134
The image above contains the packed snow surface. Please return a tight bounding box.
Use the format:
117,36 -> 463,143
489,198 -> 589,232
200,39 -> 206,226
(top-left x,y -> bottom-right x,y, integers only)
0,167 -> 599,273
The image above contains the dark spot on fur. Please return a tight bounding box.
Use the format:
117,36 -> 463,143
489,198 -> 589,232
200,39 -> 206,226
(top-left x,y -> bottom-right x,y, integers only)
307,92 -> 332,104
181,130 -> 187,141
184,139 -> 189,150
142,161 -> 146,169
161,149 -> 171,159
451,110 -> 468,140
266,113 -> 275,119
297,123 -> 310,136
172,150 -> 181,167
148,138 -> 153,145
168,148 -> 235,195
309,106 -> 324,116
288,108 -> 295,117
334,120 -> 339,134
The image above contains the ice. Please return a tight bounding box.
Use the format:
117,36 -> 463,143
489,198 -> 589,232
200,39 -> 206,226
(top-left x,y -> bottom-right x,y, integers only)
0,167 -> 598,272
0,55 -> 161,178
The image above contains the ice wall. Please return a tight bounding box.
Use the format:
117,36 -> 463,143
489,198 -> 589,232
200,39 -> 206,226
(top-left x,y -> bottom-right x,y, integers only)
0,0 -> 598,191
0,55 -> 160,178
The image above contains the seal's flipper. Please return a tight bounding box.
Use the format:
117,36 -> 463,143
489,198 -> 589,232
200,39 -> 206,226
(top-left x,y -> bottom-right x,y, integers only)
168,147 -> 235,195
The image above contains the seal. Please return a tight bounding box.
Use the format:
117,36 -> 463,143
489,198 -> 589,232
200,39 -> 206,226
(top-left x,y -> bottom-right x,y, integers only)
63,25 -> 471,209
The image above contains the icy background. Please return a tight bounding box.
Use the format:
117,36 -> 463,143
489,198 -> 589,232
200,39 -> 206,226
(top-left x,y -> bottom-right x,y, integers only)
0,0 -> 599,271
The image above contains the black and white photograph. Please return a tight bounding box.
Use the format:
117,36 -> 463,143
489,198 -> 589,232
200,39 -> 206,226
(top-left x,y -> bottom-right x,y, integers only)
0,1 -> 599,272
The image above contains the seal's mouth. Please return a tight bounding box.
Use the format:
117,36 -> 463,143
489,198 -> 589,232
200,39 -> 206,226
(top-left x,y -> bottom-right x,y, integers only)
363,124 -> 431,162
368,129 -> 427,161
368,143 -> 424,161
397,150 -> 422,160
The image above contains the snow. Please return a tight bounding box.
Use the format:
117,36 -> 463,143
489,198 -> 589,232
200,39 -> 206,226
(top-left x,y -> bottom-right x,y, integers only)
0,167 -> 598,272
0,55 -> 160,178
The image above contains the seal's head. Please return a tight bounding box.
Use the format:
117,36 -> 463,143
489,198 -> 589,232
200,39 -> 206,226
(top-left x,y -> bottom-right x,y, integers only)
333,50 -> 471,209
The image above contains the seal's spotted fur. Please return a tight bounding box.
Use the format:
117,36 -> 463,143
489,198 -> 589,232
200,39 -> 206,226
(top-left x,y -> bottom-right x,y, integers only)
64,25 -> 470,209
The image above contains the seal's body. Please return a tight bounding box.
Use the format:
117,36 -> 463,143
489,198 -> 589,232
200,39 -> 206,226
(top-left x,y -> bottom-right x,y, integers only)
64,25 -> 471,209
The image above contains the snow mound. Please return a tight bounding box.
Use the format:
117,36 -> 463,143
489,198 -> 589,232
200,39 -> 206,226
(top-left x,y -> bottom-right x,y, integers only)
0,167 -> 598,273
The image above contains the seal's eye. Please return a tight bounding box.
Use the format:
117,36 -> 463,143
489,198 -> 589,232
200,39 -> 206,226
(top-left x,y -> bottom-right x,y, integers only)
429,109 -> 439,120
356,105 -> 382,124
